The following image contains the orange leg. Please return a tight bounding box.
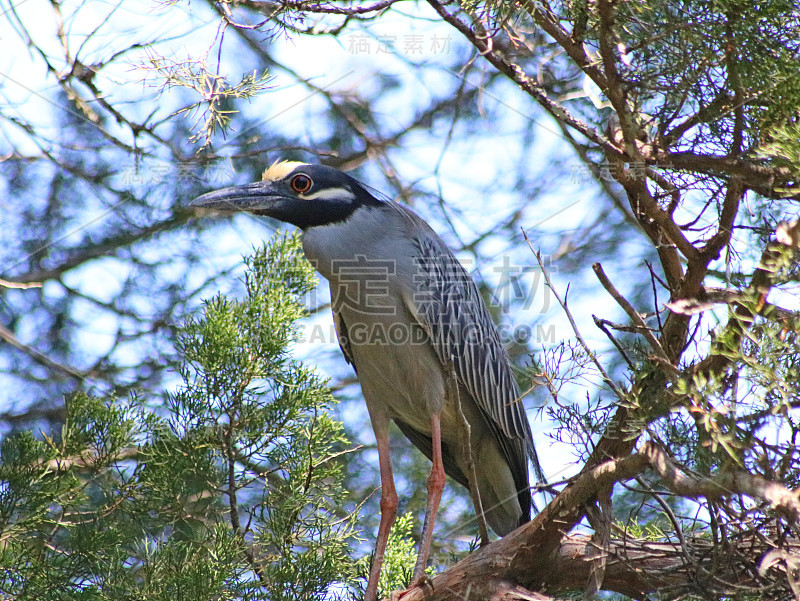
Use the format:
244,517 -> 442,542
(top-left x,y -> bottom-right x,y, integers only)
365,427 -> 398,601
411,412 -> 445,584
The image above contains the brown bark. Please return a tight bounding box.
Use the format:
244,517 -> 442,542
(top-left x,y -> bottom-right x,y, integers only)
396,443 -> 800,601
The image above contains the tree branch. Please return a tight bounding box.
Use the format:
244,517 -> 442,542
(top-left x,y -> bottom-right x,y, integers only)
2,212 -> 191,285
399,452 -> 651,601
666,152 -> 800,199
425,0 -> 619,156
641,442 -> 800,522
0,322 -> 86,381
397,442 -> 800,600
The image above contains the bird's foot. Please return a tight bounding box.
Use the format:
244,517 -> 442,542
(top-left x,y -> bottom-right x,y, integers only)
389,574 -> 434,601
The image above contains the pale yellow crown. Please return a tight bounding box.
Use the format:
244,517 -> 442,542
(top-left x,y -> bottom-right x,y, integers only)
261,160 -> 307,182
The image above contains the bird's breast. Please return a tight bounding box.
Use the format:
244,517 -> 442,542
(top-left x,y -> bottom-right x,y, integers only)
302,213 -> 448,423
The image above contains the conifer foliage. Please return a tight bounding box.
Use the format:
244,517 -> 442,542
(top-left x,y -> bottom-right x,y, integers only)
0,234 -> 358,600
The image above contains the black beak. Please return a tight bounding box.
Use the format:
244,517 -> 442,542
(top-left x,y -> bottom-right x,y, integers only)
190,179 -> 355,230
190,181 -> 295,214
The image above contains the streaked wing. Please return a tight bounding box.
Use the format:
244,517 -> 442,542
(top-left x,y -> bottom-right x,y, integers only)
403,228 -> 545,484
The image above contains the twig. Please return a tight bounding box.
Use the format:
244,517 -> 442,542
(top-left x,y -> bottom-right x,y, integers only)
645,260 -> 666,332
0,278 -> 42,289
633,475 -> 693,566
522,230 -> 623,401
592,262 -> 672,365
690,219 -> 800,380
40,447 -> 139,472
592,316 -> 635,370
0,323 -> 86,381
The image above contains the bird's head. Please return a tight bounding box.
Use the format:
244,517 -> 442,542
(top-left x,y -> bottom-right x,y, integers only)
190,161 -> 384,229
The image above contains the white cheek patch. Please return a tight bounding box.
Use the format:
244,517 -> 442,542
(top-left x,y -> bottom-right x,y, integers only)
305,187 -> 356,202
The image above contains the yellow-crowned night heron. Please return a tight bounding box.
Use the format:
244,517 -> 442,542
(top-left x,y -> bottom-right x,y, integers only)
191,161 -> 544,601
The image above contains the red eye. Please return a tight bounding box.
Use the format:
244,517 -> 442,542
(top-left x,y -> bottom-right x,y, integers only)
290,174 -> 313,194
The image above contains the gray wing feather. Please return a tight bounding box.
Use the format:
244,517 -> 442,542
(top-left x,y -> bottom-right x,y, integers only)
402,224 -> 545,485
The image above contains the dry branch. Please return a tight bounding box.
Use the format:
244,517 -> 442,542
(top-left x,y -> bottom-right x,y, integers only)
592,262 -> 671,364
396,442 -> 800,600
642,443 -> 800,522
398,452 -> 650,601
